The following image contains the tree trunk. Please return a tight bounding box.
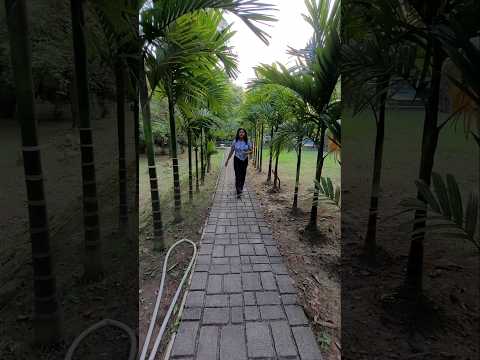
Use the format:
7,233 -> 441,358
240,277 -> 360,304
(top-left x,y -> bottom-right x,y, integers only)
267,126 -> 274,183
306,124 -> 327,232
292,141 -> 303,210
252,127 -> 256,167
273,148 -> 280,190
195,146 -> 200,192
70,73 -> 79,128
187,129 -> 193,201
166,84 -> 182,222
364,80 -> 388,263
139,63 -> 164,251
5,0 -> 61,344
70,0 -> 103,279
134,95 -> 139,224
259,123 -> 264,172
114,61 -> 128,231
406,41 -> 444,298
200,129 -> 205,184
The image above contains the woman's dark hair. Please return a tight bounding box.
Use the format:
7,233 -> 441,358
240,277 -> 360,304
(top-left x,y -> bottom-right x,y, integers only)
235,128 -> 248,143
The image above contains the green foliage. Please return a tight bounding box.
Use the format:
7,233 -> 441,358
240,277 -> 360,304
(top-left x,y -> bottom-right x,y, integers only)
315,177 -> 341,207
400,173 -> 479,251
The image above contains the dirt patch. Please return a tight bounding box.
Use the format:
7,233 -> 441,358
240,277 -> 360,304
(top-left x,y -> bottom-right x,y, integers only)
247,166 -> 341,360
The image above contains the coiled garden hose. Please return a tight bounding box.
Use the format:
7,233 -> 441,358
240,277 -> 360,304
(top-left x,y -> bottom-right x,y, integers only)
64,239 -> 197,360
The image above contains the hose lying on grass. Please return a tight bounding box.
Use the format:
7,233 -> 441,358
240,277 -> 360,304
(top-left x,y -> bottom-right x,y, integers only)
64,239 -> 197,360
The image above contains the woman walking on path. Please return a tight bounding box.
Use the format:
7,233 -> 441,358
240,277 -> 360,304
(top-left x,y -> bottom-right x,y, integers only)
225,128 -> 253,198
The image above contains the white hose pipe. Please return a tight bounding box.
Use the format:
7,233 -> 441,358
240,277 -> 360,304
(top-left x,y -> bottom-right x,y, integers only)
64,319 -> 136,360
140,238 -> 197,360
64,238 -> 197,360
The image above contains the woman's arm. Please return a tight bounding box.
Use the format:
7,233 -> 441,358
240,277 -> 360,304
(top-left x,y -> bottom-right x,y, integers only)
225,143 -> 235,167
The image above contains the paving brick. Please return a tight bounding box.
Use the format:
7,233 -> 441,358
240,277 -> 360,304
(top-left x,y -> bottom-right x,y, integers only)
203,307 -> 229,325
197,326 -> 219,360
230,257 -> 241,265
198,244 -> 213,255
244,306 -> 260,321
216,225 -> 226,234
271,263 -> 289,275
223,274 -> 242,293
239,244 -> 255,255
260,272 -> 277,291
225,245 -> 240,257
190,272 -> 208,290
246,322 -> 275,358
266,245 -> 281,257
207,274 -> 222,294
292,326 -> 323,360
194,264 -> 210,272
213,245 -> 225,257
205,294 -> 229,307
250,255 -> 269,264
240,256 -> 251,264
182,307 -> 202,321
230,293 -> 243,307
185,291 -> 205,308
212,257 -> 229,265
210,264 -> 230,274
256,291 -> 281,305
220,325 -> 247,360
260,226 -> 272,234
205,225 -> 216,233
242,272 -> 262,291
230,264 -> 241,273
244,292 -> 256,306
271,321 -> 298,357
170,321 -> 199,357
281,294 -> 299,305
215,238 -> 231,245
196,255 -> 211,265
241,264 -> 253,272
252,263 -> 271,272
231,307 -> 244,324
253,244 -> 267,255
276,275 -> 296,293
226,225 -> 238,234
270,256 -> 282,264
238,225 -> 251,233
260,305 -> 285,320
285,305 -> 309,326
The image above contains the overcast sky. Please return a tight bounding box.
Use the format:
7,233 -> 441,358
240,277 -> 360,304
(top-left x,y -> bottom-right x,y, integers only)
224,1 -> 313,88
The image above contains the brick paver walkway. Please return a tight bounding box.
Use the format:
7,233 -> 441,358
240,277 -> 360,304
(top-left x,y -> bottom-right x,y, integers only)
169,156 -> 322,360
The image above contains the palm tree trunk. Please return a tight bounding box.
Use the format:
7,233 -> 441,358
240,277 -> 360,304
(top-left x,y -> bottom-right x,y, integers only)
200,128 -> 205,184
114,61 -> 128,231
195,145 -> 200,192
273,145 -> 280,190
364,80 -> 388,263
259,123 -> 264,172
292,141 -> 303,210
134,93 -> 139,223
267,126 -> 274,183
166,84 -> 182,222
406,41 -> 444,298
252,127 -> 257,167
187,129 -> 193,201
139,63 -> 164,251
5,0 -> 61,344
70,0 -> 103,279
306,124 -> 327,232
70,73 -> 79,128
256,123 -> 261,170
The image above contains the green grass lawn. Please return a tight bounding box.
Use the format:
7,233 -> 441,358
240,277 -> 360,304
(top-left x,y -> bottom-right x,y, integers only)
139,149 -> 224,246
259,147 -> 341,194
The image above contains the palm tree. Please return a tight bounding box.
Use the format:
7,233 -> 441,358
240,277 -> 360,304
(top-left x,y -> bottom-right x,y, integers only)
139,64 -> 165,250
5,0 -> 61,345
342,1 -> 415,263
70,0 -> 103,279
91,1 -> 139,232
253,0 -> 341,232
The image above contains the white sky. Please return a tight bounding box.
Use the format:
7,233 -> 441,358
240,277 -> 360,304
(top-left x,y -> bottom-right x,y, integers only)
224,1 -> 313,88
